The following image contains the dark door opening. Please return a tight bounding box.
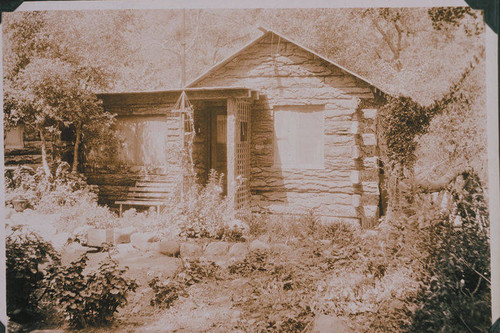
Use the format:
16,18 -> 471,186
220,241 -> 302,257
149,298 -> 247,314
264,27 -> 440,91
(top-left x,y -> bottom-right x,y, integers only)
209,107 -> 228,195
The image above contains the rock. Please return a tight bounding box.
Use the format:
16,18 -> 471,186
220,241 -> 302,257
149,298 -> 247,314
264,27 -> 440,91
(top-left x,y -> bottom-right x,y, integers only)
180,242 -> 204,258
51,232 -> 71,251
311,315 -> 353,333
130,232 -> 157,251
158,239 -> 181,257
204,241 -> 230,257
226,219 -> 250,234
73,225 -> 92,243
86,228 -> 114,247
249,239 -> 270,252
271,243 -> 291,254
228,243 -> 249,259
114,243 -> 138,258
61,242 -> 88,266
4,207 -> 15,220
31,330 -> 65,333
115,226 -> 137,244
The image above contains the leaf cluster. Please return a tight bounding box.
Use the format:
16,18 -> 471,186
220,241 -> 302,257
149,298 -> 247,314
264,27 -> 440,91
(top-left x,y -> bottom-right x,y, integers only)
5,162 -> 96,212
45,255 -> 138,328
408,171 -> 490,332
6,227 -> 60,323
148,277 -> 184,309
378,96 -> 437,173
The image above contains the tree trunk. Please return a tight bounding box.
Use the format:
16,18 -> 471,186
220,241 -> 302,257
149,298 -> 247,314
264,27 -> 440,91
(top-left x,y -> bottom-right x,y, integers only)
72,121 -> 82,174
39,129 -> 51,178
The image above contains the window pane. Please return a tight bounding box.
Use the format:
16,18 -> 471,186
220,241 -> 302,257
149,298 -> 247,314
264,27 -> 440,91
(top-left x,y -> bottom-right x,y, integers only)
274,105 -> 324,168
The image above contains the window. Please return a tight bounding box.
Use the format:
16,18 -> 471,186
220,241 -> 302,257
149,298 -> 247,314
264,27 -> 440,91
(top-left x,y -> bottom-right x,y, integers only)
4,126 -> 24,149
273,105 -> 324,169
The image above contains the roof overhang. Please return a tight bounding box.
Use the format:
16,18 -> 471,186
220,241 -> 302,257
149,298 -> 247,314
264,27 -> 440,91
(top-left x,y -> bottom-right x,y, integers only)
187,27 -> 388,99
97,87 -> 259,106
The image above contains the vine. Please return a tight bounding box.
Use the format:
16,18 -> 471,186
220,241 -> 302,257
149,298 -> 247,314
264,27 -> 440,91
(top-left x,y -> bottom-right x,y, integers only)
377,49 -> 484,209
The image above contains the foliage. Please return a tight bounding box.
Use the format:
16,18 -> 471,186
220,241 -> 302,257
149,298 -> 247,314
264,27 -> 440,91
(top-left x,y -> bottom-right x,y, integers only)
5,162 -> 95,210
377,96 -> 436,175
178,259 -> 221,286
229,247 -> 315,332
3,11 -> 126,173
415,55 -> 487,187
45,254 -> 138,328
174,170 -> 235,239
6,226 -> 60,323
409,171 -> 490,333
428,7 -> 483,35
148,277 -> 184,309
245,211 -> 346,243
228,250 -> 271,276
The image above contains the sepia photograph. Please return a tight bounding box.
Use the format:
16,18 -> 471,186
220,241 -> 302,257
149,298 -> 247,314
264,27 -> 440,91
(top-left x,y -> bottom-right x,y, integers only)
1,1 -> 498,332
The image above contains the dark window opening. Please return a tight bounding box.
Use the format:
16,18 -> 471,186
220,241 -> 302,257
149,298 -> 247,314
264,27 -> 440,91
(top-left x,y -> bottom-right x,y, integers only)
240,121 -> 248,142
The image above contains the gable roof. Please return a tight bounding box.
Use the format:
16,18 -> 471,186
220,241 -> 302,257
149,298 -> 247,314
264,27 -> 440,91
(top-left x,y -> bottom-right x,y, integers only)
187,27 -> 386,97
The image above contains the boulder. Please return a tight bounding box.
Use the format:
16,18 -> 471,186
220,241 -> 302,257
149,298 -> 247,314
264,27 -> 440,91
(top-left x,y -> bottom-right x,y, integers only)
158,239 -> 181,257
51,232 -> 71,252
271,243 -> 291,254
204,241 -> 230,257
228,243 -> 249,259
130,232 -> 157,251
86,228 -> 114,247
180,242 -> 204,258
114,243 -> 138,258
61,242 -> 88,266
115,226 -> 137,244
226,219 -> 250,234
249,239 -> 270,252
311,315 -> 353,333
4,207 -> 15,220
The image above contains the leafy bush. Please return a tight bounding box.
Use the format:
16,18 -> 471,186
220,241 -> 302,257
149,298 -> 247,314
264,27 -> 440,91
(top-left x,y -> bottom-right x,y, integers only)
229,250 -> 270,276
171,170 -> 236,239
148,277 -> 184,309
177,259 -> 221,286
46,254 -> 138,328
409,171 -> 490,332
6,226 -> 60,323
5,162 -> 97,212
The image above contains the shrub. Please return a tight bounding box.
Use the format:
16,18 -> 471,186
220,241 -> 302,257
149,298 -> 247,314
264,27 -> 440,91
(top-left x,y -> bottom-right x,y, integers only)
148,277 -> 184,309
6,226 -> 60,323
5,162 -> 97,213
177,259 -> 221,286
409,171 -> 490,332
171,170 -> 236,239
46,254 -> 138,328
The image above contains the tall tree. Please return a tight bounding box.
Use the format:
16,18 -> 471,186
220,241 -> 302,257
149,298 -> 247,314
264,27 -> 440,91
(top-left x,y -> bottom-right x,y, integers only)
3,10 -> 132,175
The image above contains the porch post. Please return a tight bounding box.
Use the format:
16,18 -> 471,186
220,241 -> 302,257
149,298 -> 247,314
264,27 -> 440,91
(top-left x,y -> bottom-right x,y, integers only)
226,98 -> 237,210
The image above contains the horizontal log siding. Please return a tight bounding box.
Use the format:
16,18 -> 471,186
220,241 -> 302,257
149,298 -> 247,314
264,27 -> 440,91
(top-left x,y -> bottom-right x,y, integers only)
192,34 -> 380,226
84,106 -> 183,207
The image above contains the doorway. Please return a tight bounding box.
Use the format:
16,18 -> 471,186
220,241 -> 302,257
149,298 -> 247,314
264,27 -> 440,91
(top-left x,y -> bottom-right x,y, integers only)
209,107 -> 228,195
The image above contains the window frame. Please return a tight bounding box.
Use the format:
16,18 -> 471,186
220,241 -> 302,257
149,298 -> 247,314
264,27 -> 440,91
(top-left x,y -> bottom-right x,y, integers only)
272,105 -> 325,170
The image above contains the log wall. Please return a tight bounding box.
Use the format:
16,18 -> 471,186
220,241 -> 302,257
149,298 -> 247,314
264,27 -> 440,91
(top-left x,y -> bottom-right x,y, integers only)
191,33 -> 382,226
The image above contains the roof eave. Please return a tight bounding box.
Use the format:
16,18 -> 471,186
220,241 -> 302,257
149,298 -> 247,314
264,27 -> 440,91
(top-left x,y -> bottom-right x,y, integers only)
187,27 -> 389,97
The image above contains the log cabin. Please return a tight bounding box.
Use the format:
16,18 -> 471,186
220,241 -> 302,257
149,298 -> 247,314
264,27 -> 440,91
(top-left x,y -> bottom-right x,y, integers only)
86,28 -> 387,227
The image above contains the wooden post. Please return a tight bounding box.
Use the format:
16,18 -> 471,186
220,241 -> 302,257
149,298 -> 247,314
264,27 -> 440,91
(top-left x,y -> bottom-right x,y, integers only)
226,98 -> 236,211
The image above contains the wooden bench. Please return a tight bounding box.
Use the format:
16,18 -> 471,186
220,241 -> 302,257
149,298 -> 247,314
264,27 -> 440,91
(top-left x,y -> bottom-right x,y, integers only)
115,180 -> 171,217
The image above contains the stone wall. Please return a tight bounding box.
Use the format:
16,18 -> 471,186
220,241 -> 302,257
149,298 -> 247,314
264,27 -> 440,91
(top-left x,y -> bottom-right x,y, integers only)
191,33 -> 382,226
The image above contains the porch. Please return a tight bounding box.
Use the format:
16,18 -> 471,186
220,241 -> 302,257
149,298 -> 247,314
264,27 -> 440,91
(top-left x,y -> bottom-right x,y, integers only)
94,87 -> 258,211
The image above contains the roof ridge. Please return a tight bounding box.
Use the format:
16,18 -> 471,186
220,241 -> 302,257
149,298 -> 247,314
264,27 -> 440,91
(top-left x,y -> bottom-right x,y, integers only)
187,27 -> 387,96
